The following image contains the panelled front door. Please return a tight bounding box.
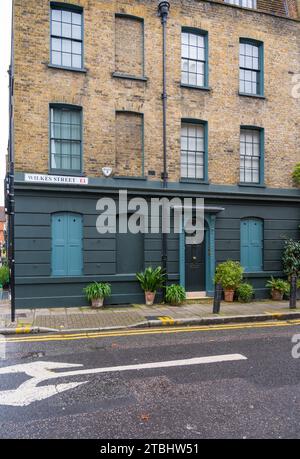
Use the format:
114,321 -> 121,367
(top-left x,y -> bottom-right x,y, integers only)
185,240 -> 205,292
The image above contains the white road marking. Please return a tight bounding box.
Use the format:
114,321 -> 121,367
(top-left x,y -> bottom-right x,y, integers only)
0,354 -> 247,407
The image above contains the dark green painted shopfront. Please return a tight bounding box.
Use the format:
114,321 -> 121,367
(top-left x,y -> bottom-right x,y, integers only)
14,173 -> 300,308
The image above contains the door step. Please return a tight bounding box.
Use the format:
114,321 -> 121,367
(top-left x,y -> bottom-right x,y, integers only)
185,292 -> 213,304
185,298 -> 213,305
186,291 -> 207,300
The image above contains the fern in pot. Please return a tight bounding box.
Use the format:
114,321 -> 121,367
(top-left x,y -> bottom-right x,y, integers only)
84,282 -> 111,308
266,277 -> 290,301
165,284 -> 186,306
237,283 -> 254,303
136,266 -> 166,306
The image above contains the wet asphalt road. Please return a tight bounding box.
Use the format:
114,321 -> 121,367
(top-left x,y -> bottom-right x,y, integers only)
0,323 -> 300,439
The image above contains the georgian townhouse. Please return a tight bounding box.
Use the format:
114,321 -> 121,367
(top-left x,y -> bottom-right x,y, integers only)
8,0 -> 300,307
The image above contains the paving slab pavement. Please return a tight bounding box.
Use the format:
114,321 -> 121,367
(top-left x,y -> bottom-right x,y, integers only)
0,298 -> 300,334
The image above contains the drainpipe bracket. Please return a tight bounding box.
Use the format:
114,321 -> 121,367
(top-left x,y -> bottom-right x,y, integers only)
161,172 -> 169,180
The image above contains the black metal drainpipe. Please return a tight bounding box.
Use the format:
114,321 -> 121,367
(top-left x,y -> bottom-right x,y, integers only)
7,0 -> 16,323
158,1 -> 170,299
8,64 -> 15,323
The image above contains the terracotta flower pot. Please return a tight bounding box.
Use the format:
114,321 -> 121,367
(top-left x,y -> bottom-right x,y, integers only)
145,291 -> 156,306
91,297 -> 104,309
224,289 -> 235,302
271,289 -> 284,301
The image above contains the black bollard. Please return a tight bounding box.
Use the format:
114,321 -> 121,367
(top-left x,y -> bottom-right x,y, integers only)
213,282 -> 222,314
290,274 -> 297,310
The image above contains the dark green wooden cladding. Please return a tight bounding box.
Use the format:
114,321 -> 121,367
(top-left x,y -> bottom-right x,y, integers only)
116,231 -> 144,274
214,201 -> 300,298
14,190 -> 300,307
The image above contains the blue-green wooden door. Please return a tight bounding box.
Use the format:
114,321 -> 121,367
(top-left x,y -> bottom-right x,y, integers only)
241,219 -> 263,272
52,213 -> 83,276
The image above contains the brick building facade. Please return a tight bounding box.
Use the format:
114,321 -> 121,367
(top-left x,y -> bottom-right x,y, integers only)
9,0 -> 300,307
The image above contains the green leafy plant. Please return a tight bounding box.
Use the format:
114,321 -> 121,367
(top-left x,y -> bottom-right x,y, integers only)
292,163 -> 300,186
282,239 -> 300,277
214,260 -> 244,290
165,284 -> 186,305
83,282 -> 111,302
266,277 -> 290,295
0,265 -> 9,288
237,283 -> 254,303
136,266 -> 166,293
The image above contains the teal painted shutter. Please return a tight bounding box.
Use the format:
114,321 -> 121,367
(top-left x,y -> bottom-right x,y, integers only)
241,219 -> 263,272
52,213 -> 82,276
248,219 -> 263,272
52,214 -> 68,276
67,214 -> 83,276
241,220 -> 250,271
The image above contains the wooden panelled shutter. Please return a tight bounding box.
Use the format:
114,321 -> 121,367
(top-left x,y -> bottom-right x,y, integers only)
52,213 -> 83,276
241,218 -> 263,272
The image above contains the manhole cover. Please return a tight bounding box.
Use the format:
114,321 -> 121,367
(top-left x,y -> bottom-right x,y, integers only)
21,351 -> 46,360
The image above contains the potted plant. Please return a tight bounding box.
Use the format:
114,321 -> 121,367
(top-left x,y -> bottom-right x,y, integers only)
282,239 -> 300,277
237,283 -> 254,303
83,282 -> 111,308
214,260 -> 244,302
266,277 -> 290,301
282,238 -> 300,301
165,284 -> 186,306
136,266 -> 166,306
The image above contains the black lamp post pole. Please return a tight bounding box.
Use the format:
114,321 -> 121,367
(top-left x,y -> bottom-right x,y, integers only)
290,274 -> 297,310
213,283 -> 222,314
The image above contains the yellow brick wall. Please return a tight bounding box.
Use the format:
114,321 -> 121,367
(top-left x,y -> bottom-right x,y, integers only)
13,0 -> 300,188
115,15 -> 144,76
115,111 -> 143,176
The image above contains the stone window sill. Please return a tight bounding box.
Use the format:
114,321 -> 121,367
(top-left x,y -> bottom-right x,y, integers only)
47,63 -> 88,74
180,178 -> 210,185
112,72 -> 148,82
238,182 -> 266,188
239,92 -> 266,100
113,176 -> 148,181
181,83 -> 211,92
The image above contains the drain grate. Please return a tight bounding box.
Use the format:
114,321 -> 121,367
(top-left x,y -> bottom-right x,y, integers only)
21,351 -> 46,360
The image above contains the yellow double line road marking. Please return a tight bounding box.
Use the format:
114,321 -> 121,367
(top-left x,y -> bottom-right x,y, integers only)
1,319 -> 300,344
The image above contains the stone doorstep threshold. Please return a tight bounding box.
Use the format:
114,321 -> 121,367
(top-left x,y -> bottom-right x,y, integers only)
186,291 -> 208,300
